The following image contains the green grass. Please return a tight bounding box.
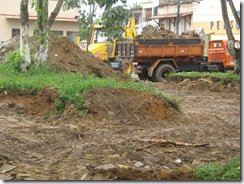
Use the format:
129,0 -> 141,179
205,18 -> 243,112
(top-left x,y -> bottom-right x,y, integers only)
193,156 -> 240,181
0,61 -> 180,111
169,71 -> 240,82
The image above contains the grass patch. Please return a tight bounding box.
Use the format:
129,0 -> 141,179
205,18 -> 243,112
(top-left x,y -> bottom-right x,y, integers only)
168,72 -> 240,82
193,156 -> 240,181
0,62 -> 180,111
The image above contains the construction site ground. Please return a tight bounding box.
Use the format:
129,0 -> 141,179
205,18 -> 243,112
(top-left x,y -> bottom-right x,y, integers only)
0,77 -> 240,180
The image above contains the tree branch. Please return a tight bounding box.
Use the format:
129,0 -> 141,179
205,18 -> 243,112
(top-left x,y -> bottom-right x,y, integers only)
46,0 -> 64,31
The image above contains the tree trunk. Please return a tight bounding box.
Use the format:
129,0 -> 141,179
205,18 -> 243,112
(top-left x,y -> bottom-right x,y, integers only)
46,0 -> 64,31
220,0 -> 240,74
35,0 -> 64,66
227,0 -> 240,28
35,0 -> 49,66
20,0 -> 31,71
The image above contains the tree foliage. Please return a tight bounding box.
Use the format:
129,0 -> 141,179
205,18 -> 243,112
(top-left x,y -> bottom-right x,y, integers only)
101,6 -> 131,40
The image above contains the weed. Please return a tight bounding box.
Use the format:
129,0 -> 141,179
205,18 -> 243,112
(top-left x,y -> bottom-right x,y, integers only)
0,64 -> 179,112
169,72 -> 240,82
193,156 -> 240,181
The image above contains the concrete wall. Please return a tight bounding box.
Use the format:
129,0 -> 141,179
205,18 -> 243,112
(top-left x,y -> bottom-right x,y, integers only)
157,3 -> 193,34
0,0 -> 79,43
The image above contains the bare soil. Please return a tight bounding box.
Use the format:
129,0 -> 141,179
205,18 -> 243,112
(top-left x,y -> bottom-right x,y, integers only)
0,78 -> 240,180
0,36 -> 128,80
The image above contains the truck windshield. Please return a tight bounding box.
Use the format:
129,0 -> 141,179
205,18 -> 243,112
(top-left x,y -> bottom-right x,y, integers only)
93,28 -> 108,43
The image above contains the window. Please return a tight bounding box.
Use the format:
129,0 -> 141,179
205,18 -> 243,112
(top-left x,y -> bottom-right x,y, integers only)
50,30 -> 63,36
213,43 -> 221,48
12,29 -> 20,38
67,31 -> 78,42
145,8 -> 152,22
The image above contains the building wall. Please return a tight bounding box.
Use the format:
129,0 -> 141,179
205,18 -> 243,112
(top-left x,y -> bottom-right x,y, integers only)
157,3 -> 193,34
0,0 -> 79,43
192,0 -> 240,40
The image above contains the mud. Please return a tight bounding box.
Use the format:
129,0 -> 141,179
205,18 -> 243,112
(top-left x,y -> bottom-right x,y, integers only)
0,79 -> 240,180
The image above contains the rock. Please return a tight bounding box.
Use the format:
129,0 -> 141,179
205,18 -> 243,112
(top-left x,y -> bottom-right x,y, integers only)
0,164 -> 16,174
134,161 -> 144,167
96,164 -> 116,171
8,102 -> 15,108
173,158 -> 182,164
227,83 -> 232,88
0,174 -> 13,180
117,164 -> 129,169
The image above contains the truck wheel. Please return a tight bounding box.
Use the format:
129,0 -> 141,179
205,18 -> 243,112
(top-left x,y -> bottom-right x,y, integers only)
138,66 -> 148,80
152,64 -> 175,82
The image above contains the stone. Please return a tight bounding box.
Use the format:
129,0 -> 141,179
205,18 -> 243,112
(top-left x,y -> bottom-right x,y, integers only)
134,161 -> 144,167
96,164 -> 116,171
0,164 -> 16,174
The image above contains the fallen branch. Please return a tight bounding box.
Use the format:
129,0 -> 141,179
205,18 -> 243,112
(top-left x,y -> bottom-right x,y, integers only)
135,139 -> 209,151
126,99 -> 149,119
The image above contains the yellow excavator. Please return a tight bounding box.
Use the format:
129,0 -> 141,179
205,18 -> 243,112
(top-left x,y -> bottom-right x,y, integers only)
86,17 -> 137,73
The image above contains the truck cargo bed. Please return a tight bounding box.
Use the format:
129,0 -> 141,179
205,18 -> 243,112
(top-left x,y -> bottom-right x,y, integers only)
116,38 -> 204,59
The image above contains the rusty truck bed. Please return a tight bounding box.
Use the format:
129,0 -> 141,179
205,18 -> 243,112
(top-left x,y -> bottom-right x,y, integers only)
116,38 -> 204,59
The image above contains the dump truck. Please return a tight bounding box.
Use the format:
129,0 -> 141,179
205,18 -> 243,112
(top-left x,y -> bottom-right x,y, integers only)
116,38 -> 237,82
86,17 -> 137,73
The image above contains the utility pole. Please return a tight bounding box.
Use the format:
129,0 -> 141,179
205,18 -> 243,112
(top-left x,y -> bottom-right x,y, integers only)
176,0 -> 181,35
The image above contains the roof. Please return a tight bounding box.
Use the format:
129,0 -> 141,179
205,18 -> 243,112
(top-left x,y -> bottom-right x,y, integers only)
150,12 -> 192,19
0,13 -> 77,22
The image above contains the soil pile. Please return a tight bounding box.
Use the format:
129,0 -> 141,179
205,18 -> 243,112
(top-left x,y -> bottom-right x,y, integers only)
138,25 -> 200,39
84,88 -> 174,122
0,36 -> 127,80
0,36 -> 20,60
47,36 -> 127,80
0,88 -> 58,117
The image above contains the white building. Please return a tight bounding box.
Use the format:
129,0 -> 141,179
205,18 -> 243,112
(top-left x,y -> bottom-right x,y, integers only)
0,0 -> 79,44
192,0 -> 240,40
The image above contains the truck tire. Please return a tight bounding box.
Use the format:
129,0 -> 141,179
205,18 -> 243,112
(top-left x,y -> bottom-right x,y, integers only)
152,64 -> 175,82
138,66 -> 148,80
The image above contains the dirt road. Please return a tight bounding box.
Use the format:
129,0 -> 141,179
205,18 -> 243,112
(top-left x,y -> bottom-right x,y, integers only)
0,79 -> 240,180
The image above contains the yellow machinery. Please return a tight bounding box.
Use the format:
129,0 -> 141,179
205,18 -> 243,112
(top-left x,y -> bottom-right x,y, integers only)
87,17 -> 137,73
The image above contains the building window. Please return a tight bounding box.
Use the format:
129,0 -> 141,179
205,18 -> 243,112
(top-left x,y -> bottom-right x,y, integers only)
12,29 -> 20,38
50,30 -> 63,36
145,8 -> 152,22
67,31 -> 78,43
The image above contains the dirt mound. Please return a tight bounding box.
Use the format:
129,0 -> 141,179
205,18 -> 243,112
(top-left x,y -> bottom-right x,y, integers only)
138,25 -> 199,39
84,88 -> 174,122
0,36 -> 127,80
0,36 -> 20,61
47,36 -> 127,80
0,88 -> 57,116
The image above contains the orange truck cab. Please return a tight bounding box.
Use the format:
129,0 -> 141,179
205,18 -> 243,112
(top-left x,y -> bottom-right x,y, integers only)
208,40 -> 235,70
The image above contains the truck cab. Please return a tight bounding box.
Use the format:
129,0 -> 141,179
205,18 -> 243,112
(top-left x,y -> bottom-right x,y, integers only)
208,40 -> 236,70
